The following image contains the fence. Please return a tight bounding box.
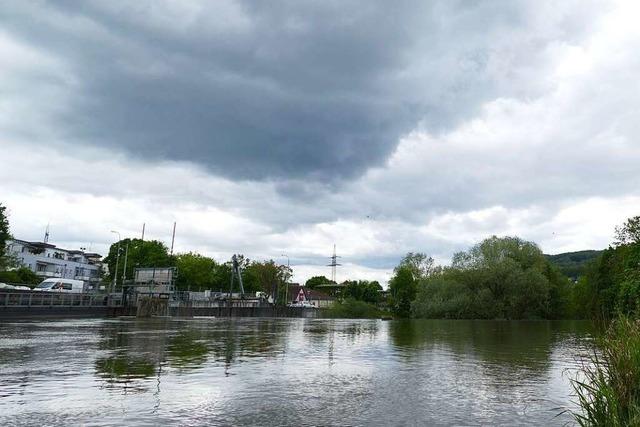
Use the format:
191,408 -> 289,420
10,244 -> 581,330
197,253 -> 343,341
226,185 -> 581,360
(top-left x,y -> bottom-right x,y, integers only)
0,291 -> 121,308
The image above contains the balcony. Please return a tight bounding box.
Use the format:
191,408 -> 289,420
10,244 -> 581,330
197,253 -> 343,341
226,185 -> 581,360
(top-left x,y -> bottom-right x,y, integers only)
37,271 -> 61,278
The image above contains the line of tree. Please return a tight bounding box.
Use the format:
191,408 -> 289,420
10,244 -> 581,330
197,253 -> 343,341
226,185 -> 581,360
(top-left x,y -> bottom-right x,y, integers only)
569,215 -> 640,319
388,215 -> 640,320
567,216 -> 640,424
103,239 -> 292,299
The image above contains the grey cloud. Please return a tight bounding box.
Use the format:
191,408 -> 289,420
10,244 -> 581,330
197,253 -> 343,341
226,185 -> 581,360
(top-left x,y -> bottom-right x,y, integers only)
1,0 -> 595,182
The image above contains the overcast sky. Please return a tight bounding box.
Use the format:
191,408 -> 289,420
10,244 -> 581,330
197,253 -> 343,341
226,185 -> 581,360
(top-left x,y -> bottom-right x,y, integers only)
1,0 -> 639,285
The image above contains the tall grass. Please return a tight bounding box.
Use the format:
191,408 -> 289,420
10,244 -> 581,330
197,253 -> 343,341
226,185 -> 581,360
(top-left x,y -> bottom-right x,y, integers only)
572,316 -> 640,426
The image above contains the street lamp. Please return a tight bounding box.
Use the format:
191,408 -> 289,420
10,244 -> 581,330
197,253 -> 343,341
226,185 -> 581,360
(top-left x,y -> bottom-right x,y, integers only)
110,230 -> 121,294
281,254 -> 290,305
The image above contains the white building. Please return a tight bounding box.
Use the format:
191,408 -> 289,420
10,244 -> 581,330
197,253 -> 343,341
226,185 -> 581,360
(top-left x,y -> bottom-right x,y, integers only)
6,239 -> 103,283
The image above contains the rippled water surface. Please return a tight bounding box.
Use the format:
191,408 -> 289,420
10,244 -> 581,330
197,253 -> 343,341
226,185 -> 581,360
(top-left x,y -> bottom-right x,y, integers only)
0,317 -> 593,426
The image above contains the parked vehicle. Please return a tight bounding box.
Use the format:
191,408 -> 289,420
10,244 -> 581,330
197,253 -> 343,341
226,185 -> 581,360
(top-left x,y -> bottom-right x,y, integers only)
33,278 -> 85,293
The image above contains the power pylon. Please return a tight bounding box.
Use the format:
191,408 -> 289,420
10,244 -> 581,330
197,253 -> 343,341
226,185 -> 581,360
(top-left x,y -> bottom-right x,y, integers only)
327,244 -> 341,283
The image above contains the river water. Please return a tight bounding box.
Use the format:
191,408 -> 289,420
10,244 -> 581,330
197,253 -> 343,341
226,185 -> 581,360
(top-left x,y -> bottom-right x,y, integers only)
0,317 -> 592,426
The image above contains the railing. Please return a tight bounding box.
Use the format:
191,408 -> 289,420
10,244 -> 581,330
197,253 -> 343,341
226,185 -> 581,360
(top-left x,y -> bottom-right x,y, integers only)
38,271 -> 59,278
0,291 -> 122,308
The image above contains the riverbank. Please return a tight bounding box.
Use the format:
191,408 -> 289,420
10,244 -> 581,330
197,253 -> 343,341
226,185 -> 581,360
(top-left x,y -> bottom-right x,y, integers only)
571,316 -> 640,425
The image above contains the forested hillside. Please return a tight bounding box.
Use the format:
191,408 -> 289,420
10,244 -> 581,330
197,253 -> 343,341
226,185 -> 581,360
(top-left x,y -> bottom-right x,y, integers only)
546,250 -> 603,280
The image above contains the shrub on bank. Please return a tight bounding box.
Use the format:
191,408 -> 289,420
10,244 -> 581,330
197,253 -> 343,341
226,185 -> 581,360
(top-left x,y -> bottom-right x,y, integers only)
572,316 -> 640,426
0,267 -> 40,285
325,298 -> 383,319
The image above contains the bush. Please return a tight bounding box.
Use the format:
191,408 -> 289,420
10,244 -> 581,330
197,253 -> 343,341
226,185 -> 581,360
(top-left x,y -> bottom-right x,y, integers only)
0,267 -> 40,285
325,298 -> 382,319
412,274 -> 471,318
572,316 -> 640,426
409,236 -> 568,320
0,270 -> 20,283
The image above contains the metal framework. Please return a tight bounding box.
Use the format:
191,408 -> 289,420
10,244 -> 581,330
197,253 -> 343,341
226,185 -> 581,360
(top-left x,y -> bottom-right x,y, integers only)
228,254 -> 245,297
327,244 -> 341,283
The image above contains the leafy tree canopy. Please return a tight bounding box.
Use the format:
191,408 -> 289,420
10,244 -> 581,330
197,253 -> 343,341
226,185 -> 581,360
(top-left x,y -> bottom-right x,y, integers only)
175,252 -> 219,291
389,263 -> 418,318
341,280 -> 382,304
412,237 -> 569,320
0,203 -> 12,268
615,215 -> 640,246
103,238 -> 173,285
397,252 -> 435,281
244,259 -> 291,296
305,275 -> 334,289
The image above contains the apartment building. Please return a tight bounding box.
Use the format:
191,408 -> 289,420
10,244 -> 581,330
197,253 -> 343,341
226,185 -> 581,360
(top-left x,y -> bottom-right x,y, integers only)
5,239 -> 103,283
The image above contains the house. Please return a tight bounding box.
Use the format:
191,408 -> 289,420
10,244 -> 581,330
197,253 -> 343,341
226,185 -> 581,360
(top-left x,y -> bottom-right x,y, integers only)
5,239 -> 103,284
287,284 -> 336,308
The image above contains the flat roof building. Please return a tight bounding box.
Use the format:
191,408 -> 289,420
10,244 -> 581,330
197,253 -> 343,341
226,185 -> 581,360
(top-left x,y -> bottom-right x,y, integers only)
5,239 -> 103,283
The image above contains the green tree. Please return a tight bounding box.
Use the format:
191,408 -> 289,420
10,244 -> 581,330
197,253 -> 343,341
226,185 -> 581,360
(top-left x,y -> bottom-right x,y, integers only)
245,260 -> 292,300
397,252 -> 435,281
341,280 -> 382,304
389,265 -> 417,317
389,252 -> 435,317
412,236 -> 567,319
305,275 -> 334,289
615,215 -> 640,246
174,252 -> 219,291
0,203 -> 12,268
580,219 -> 640,319
103,238 -> 173,286
412,269 -> 471,318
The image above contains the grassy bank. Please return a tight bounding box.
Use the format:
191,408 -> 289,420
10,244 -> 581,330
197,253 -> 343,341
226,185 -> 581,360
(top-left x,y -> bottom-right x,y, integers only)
572,316 -> 640,426
324,298 -> 385,319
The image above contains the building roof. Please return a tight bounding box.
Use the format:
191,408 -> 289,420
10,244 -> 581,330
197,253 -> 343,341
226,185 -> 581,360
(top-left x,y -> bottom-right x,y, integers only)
7,239 -> 102,259
27,241 -> 57,249
287,284 -> 336,301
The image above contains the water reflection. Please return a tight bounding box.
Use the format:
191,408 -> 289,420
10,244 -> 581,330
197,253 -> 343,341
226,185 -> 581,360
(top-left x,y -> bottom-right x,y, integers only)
0,318 -> 593,426
389,319 -> 591,367
93,318 -> 292,388
167,331 -> 209,368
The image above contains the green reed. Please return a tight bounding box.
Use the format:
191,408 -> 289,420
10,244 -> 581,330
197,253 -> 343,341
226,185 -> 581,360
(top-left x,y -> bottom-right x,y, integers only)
572,316 -> 640,426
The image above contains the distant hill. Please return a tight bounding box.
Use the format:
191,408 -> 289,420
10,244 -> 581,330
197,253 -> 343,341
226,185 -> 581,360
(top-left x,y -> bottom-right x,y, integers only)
545,250 -> 603,280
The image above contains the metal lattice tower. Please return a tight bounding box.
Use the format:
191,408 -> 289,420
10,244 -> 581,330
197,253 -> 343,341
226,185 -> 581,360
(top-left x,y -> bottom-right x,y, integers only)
327,244 -> 341,283
228,254 -> 245,297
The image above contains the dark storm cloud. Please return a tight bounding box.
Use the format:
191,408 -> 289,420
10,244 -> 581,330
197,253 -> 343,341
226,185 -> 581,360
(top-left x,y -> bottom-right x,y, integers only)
0,0 -> 541,181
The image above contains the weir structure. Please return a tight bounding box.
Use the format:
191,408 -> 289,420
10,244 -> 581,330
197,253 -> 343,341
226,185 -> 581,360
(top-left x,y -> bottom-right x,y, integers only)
0,258 -> 324,319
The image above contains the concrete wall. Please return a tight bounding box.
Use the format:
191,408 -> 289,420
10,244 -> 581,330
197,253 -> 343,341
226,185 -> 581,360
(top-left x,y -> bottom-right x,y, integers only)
0,306 -> 114,319
0,302 -> 321,319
